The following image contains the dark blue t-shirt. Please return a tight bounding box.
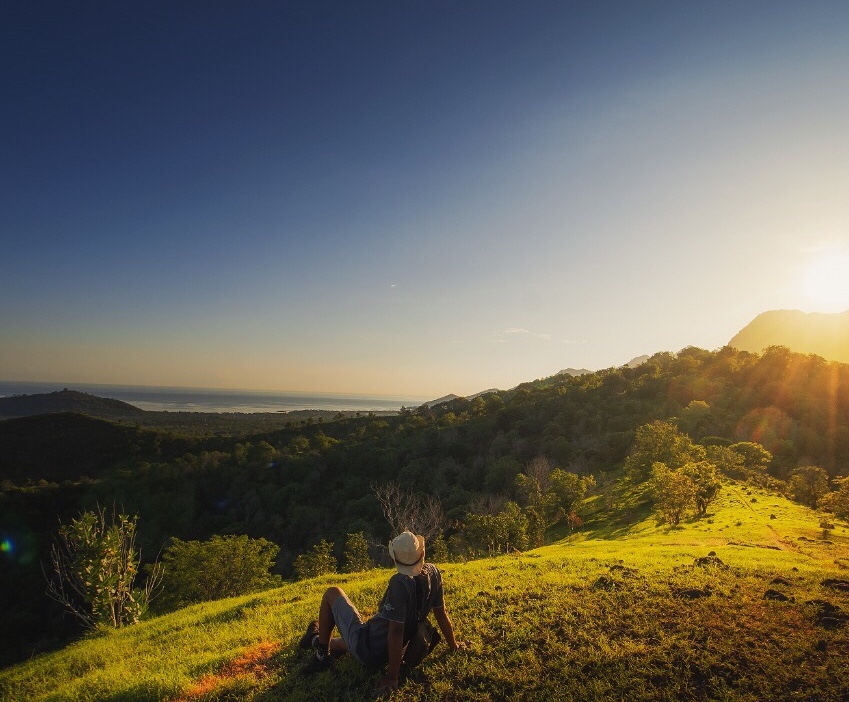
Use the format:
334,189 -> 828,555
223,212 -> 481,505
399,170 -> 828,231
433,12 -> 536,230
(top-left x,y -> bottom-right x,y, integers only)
356,563 -> 444,666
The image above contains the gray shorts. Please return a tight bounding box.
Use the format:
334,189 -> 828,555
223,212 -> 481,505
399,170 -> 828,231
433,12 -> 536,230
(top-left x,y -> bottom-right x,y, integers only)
331,591 -> 368,664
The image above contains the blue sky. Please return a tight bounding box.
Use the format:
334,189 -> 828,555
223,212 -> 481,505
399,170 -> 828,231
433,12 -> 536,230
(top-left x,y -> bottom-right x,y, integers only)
3,1 -> 849,396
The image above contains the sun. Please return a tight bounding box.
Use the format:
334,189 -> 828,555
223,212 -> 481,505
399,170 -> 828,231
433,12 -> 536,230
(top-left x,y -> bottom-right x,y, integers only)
803,253 -> 849,313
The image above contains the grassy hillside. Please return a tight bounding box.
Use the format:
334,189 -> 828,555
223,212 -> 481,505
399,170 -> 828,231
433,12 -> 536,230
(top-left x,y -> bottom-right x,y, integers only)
3,483 -> 848,701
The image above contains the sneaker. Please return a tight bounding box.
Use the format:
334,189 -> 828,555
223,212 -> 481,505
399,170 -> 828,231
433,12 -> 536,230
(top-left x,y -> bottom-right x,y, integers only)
298,620 -> 320,650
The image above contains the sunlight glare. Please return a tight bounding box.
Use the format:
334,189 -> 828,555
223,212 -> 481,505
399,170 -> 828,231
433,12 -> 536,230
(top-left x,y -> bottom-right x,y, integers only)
803,253 -> 849,313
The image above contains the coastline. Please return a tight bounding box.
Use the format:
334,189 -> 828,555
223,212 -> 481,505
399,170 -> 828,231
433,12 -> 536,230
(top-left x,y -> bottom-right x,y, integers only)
0,380 -> 428,414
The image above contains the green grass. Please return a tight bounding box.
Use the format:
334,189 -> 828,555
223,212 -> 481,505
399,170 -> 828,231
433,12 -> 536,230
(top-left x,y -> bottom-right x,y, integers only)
3,483 -> 849,701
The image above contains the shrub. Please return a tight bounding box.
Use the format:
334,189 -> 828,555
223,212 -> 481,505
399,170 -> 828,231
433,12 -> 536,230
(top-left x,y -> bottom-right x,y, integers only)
46,505 -> 161,629
156,535 -> 281,612
294,539 -> 336,580
343,532 -> 372,573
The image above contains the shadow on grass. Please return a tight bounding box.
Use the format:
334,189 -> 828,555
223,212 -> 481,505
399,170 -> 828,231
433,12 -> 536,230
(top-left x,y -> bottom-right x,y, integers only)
582,499 -> 654,540
92,685 -> 177,702
252,646 -> 436,702
189,596 -> 266,628
250,646 -> 376,702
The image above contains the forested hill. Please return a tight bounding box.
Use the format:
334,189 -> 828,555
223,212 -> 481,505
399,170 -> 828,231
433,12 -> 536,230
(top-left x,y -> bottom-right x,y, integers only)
0,389 -> 144,420
0,413 -> 197,483
4,344 -> 849,490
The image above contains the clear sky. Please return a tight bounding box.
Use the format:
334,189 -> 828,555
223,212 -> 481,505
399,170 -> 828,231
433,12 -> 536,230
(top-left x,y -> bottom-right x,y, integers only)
3,1 -> 849,397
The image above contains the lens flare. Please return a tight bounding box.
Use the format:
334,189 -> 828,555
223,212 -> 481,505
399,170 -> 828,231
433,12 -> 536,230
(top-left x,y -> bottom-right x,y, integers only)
0,539 -> 13,554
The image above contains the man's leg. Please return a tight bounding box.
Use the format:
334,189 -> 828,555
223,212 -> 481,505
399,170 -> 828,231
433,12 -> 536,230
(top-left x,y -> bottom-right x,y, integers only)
317,586 -> 345,655
303,586 -> 364,673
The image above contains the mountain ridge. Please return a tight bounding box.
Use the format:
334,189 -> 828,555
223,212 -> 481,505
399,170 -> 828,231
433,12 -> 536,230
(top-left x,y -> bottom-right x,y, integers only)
729,308 -> 849,363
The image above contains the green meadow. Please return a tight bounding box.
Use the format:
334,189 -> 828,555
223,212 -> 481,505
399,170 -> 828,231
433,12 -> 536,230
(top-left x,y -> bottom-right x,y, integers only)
2,481 -> 848,702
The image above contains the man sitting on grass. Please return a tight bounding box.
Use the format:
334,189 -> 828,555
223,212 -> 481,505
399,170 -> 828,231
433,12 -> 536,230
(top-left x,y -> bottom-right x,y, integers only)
299,530 -> 467,694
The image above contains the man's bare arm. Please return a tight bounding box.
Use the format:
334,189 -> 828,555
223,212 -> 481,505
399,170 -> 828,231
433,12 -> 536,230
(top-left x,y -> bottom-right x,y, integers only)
376,619 -> 405,693
433,607 -> 466,650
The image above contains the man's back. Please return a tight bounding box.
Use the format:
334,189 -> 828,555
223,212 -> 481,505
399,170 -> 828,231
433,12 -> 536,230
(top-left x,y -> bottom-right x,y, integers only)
357,563 -> 444,664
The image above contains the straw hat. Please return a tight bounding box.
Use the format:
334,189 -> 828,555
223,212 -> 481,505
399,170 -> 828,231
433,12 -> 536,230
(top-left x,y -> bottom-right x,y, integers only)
388,531 -> 425,576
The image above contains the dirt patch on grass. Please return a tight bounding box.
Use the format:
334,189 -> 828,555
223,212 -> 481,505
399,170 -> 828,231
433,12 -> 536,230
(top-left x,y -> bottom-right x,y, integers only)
173,641 -> 281,701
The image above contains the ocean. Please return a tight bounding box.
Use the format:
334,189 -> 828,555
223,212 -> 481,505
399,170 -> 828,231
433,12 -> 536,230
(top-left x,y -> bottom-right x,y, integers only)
0,381 -> 428,414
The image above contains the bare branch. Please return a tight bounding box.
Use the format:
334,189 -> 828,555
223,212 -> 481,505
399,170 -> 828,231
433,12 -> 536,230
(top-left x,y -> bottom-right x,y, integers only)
526,456 -> 553,491
467,494 -> 506,516
372,482 -> 444,541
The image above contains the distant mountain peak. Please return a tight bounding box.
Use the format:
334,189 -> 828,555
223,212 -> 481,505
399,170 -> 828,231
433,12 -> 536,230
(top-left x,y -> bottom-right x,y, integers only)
625,354 -> 650,368
468,388 -> 500,399
420,393 -> 461,408
729,309 -> 849,363
556,367 -> 593,377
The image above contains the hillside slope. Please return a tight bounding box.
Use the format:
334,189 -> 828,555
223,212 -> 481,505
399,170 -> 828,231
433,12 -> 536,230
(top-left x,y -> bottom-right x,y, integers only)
729,309 -> 849,363
2,483 -> 848,702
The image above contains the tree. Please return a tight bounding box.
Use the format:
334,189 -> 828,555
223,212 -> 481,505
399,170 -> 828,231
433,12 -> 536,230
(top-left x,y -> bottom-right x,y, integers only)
678,400 -> 713,440
704,444 -> 745,478
293,539 -> 336,580
514,472 -> 544,509
819,477 -> 849,520
680,460 -> 722,516
311,432 -> 338,450
464,501 -> 528,555
156,535 -> 281,611
789,466 -> 829,508
525,456 -> 554,492
625,421 -> 701,482
484,456 -> 522,493
546,469 -> 594,525
728,442 -> 772,472
498,501 -> 529,553
515,464 -> 593,538
372,482 -> 444,539
650,463 -> 696,525
566,511 -> 583,534
343,532 -> 372,573
248,441 -> 277,466
429,533 -> 449,562
45,506 -> 161,629
287,436 -> 310,454
524,507 -> 547,548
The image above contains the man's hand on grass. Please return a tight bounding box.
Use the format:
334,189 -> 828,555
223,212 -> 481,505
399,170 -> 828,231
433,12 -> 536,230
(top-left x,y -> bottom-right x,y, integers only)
374,675 -> 398,697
